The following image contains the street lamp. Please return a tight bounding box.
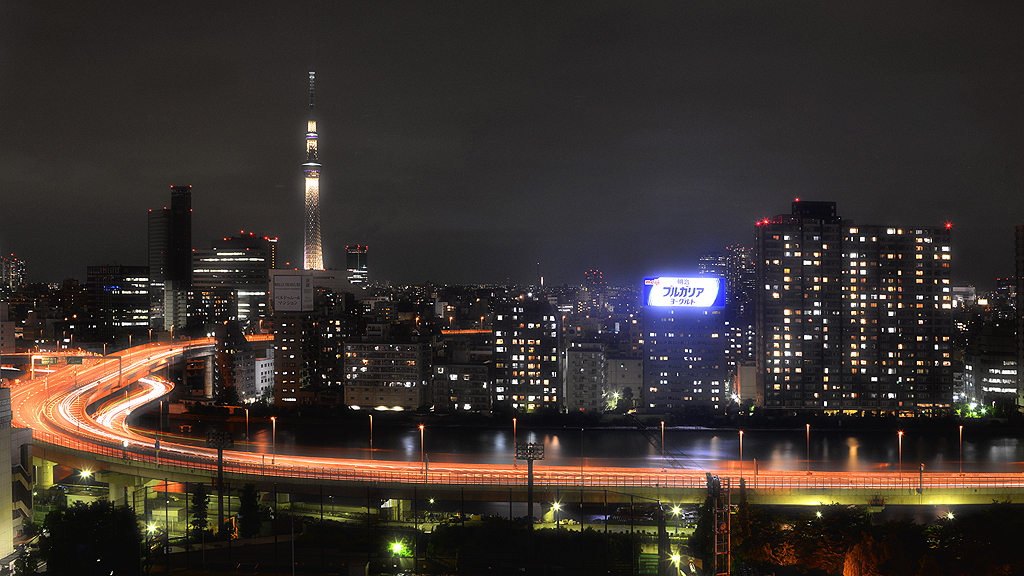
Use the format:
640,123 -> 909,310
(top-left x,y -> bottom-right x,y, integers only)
661,420 -> 665,472
552,501 -> 561,530
898,430 -> 904,482
580,427 -> 585,485
512,417 -> 517,467
739,430 -> 744,479
419,423 -> 425,474
271,416 -> 276,465
244,408 -> 249,453
369,414 -> 374,461
806,424 -> 811,475
959,424 -> 963,475
671,505 -> 681,536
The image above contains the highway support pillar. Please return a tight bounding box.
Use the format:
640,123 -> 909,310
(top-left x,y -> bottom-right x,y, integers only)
32,458 -> 56,490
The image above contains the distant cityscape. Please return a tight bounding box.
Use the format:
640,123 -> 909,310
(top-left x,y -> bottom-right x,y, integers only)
1,193 -> 1019,419
1,75 -> 1019,421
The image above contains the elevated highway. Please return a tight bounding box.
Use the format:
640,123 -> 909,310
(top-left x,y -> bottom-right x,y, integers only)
11,340 -> 1024,508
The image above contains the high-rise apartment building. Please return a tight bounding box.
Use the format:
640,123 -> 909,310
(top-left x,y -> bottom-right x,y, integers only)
755,200 -> 953,415
148,185 -> 193,332
346,245 -> 368,286
565,341 -> 607,413
493,299 -> 562,412
0,255 -> 25,290
343,342 -> 430,410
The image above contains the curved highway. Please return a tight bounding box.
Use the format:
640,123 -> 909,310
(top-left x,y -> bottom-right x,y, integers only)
11,341 -> 1024,498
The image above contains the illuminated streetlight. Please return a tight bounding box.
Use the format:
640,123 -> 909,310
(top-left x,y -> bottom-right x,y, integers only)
806,424 -> 811,475
512,417 -> 517,467
898,430 -> 904,482
552,501 -> 561,530
739,430 -> 744,479
244,408 -> 249,453
946,511 -> 954,520
271,416 -> 276,465
419,423 -> 425,474
369,414 -> 373,461
959,424 -> 963,475
671,505 -> 681,535
661,420 -> 665,472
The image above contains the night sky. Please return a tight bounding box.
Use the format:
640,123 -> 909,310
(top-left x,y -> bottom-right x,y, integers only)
2,1 -> 1022,287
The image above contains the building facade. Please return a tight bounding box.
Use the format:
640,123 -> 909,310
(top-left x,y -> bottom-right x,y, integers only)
84,265 -> 150,343
0,255 -> 25,291
343,342 -> 430,410
642,276 -> 729,412
755,200 -> 953,415
346,245 -> 368,286
565,341 -> 607,413
148,185 -> 193,332
431,363 -> 492,413
493,299 -> 562,412
193,233 -> 276,327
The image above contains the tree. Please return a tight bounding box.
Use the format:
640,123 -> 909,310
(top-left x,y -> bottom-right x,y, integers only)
688,496 -> 714,569
13,551 -> 39,576
39,501 -> 142,576
236,483 -> 261,538
191,483 -> 210,532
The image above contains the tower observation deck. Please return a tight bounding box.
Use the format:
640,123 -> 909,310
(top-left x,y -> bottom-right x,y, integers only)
303,71 -> 324,270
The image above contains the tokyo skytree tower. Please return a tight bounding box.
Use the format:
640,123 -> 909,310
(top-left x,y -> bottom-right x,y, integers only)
302,71 -> 324,270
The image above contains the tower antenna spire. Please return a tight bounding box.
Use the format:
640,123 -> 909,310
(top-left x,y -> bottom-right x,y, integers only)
308,71 -> 316,116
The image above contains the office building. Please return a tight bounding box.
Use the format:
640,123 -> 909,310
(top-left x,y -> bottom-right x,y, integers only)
193,233 -> 277,327
346,245 -> 368,286
84,265 -> 150,343
755,200 -> 953,415
1016,225 -> 1024,410
148,185 -> 193,332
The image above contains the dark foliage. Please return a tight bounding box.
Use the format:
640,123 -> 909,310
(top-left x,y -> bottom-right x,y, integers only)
39,501 -> 143,576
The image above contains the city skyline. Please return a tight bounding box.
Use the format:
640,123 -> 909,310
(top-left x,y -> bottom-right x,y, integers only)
2,1 -> 1022,287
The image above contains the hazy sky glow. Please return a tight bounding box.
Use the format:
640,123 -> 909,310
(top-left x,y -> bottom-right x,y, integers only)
2,1 -> 1021,287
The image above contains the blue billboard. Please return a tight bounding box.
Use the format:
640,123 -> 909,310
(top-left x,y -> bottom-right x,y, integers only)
643,277 -> 726,308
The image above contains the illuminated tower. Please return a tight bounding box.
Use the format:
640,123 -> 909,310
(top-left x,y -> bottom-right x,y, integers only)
303,71 -> 324,270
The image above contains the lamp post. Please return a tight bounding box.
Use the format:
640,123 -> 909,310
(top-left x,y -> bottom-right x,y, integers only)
958,424 -> 963,475
369,414 -> 374,461
739,430 -> 744,479
244,408 -> 249,453
552,501 -> 561,531
419,423 -> 425,474
661,420 -> 665,472
805,423 -> 811,474
271,416 -> 276,465
898,430 -> 904,483
512,417 -> 517,467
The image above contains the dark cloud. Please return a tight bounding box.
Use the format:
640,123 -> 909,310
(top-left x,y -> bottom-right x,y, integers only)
1,1 -> 1021,287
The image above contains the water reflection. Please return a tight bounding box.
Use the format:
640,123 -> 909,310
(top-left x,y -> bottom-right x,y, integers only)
166,417 -> 1024,473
